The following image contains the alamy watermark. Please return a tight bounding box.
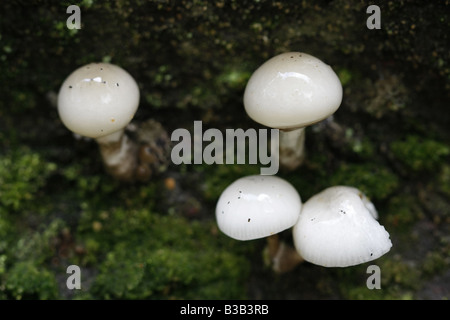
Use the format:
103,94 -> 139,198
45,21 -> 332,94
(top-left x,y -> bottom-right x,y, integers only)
66,5 -> 81,30
67,4 -> 381,31
170,121 -> 280,175
366,265 -> 381,289
66,265 -> 81,290
65,263 -> 382,291
366,5 -> 381,29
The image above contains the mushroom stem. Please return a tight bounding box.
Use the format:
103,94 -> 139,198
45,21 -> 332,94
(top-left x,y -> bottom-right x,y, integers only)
94,119 -> 171,182
266,234 -> 281,258
266,234 -> 304,273
96,130 -> 139,182
279,127 -> 306,171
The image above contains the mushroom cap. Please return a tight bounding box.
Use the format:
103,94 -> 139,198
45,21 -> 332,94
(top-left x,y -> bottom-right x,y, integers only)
57,63 -> 140,139
243,52 -> 343,129
292,186 -> 392,267
346,186 -> 379,219
216,175 -> 302,241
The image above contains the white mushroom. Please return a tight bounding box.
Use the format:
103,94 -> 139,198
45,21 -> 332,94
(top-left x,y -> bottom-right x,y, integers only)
292,186 -> 392,267
216,175 -> 301,241
57,62 -> 140,181
243,52 -> 343,170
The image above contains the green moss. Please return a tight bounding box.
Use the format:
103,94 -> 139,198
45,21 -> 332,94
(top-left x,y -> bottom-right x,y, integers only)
344,285 -> 413,300
77,206 -> 155,251
0,255 -> 6,276
80,213 -> 251,299
385,194 -> 423,230
12,219 -> 66,263
216,66 -> 251,91
61,162 -> 123,203
329,163 -> 399,201
378,258 -> 422,292
0,213 -> 11,250
336,68 -> 353,87
339,257 -> 421,300
0,148 -> 56,211
4,261 -> 59,300
91,245 -> 248,299
71,178 -> 253,299
343,128 -> 376,159
390,135 -> 450,173
176,85 -> 221,110
421,246 -> 450,277
437,165 -> 450,196
0,216 -> 66,298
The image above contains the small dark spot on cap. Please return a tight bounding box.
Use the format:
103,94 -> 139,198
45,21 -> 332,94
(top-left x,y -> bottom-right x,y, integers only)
68,85 -> 72,89
100,68 -> 103,70
116,83 -> 119,87
248,218 -> 251,222
227,201 -> 230,204
103,81 -> 107,84
370,253 -> 373,256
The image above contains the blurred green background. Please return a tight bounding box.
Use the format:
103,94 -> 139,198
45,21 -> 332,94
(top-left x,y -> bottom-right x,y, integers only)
0,0 -> 449,299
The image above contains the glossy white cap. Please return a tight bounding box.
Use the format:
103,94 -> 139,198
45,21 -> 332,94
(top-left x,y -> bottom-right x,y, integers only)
244,52 -> 342,129
292,186 -> 392,267
58,63 -> 139,139
216,175 -> 302,241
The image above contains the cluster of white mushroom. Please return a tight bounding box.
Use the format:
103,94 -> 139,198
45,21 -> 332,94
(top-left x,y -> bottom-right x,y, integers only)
55,56 -> 392,270
216,52 -> 392,270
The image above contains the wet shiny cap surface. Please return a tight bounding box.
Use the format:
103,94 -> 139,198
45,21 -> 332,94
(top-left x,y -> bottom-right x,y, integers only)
244,52 -> 342,129
293,186 -> 392,267
57,63 -> 139,138
216,175 -> 302,241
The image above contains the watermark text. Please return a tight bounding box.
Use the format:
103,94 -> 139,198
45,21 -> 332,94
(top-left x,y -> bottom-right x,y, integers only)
66,5 -> 81,30
171,121 -> 279,175
366,264 -> 381,289
66,265 -> 81,290
366,5 -> 381,29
